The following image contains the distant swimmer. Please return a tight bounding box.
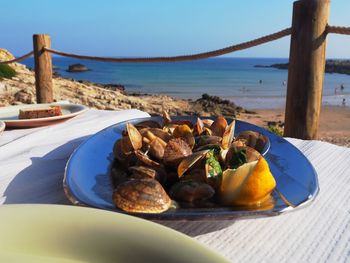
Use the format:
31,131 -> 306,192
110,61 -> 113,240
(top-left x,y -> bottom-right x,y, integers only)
342,98 -> 346,106
335,87 -> 338,95
282,81 -> 286,86
259,80 -> 262,84
340,84 -> 345,91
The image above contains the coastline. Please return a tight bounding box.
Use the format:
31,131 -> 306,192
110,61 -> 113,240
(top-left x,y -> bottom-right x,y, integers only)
21,56 -> 350,110
0,56 -> 349,147
228,94 -> 350,109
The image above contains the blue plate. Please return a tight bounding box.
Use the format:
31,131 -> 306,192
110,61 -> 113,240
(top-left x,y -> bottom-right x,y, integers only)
64,116 -> 319,220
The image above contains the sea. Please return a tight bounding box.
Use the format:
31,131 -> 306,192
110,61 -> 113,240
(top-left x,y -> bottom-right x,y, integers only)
22,57 -> 350,109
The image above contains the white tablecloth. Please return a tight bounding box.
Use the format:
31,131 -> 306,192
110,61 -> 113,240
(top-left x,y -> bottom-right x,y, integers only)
0,109 -> 349,262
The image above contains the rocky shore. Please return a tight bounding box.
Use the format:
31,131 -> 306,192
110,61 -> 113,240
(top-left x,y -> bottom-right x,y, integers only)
1,49 -> 349,147
0,49 -> 240,118
255,59 -> 350,75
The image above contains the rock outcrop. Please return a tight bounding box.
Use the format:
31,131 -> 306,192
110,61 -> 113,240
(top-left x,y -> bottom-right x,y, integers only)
255,60 -> 350,75
67,64 -> 89,72
0,48 -> 30,72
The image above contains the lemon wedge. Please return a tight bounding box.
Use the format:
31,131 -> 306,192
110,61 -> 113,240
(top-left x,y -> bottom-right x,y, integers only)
220,157 -> 276,206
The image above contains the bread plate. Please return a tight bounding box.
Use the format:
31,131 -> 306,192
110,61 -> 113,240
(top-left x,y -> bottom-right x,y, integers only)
0,103 -> 87,128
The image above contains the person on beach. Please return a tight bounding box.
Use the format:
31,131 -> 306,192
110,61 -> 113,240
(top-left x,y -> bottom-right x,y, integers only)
340,84 -> 345,92
342,98 -> 346,106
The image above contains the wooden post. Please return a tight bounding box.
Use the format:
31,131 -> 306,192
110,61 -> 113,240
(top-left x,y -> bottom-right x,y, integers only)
284,0 -> 330,139
33,34 -> 53,103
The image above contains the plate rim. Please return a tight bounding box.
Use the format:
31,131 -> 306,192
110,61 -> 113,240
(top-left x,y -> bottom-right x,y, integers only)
0,103 -> 88,123
0,121 -> 5,132
64,116 -> 319,221
0,204 -> 230,263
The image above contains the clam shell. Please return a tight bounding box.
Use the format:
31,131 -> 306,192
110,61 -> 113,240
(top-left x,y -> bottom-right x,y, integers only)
113,139 -> 134,163
169,180 -> 215,203
135,150 -> 161,168
148,137 -> 166,160
237,131 -> 268,154
148,128 -> 173,142
195,135 -> 222,148
202,119 -> 214,128
126,123 -> 142,151
113,178 -> 171,213
128,166 -> 157,179
193,117 -> 204,136
210,116 -> 227,137
173,124 -> 195,148
177,150 -> 210,177
135,120 -> 162,129
163,138 -> 192,167
222,120 -> 236,149
162,110 -> 172,125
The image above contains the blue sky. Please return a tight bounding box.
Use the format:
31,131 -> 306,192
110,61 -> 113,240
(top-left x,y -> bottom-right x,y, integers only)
1,0 -> 349,58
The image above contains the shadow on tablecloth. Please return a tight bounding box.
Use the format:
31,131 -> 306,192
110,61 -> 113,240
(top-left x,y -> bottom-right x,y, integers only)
154,220 -> 236,237
3,136 -> 89,204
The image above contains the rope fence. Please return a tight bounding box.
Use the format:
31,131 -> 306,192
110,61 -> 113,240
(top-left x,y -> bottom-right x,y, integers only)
0,26 -> 349,65
327,25 -> 350,35
0,1 -> 348,140
42,28 -> 292,62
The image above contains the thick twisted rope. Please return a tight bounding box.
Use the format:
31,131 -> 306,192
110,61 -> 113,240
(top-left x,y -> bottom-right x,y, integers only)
327,25 -> 350,35
0,25 -> 349,65
0,51 -> 34,64
43,28 -> 292,62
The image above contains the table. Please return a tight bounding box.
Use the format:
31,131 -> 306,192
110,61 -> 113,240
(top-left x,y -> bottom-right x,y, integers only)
1,109 -> 349,262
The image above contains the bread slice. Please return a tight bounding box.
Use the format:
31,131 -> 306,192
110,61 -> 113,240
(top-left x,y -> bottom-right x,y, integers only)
19,106 -> 63,119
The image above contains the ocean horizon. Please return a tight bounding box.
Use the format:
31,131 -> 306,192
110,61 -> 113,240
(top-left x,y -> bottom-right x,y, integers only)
22,57 -> 350,109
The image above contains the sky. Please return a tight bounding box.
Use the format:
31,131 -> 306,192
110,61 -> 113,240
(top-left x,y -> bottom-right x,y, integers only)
1,0 -> 349,58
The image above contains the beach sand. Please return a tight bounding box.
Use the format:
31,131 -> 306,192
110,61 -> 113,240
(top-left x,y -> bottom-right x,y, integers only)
238,106 -> 350,147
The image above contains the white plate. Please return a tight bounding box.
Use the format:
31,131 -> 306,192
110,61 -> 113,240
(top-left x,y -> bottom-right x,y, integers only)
0,121 -> 5,134
0,103 -> 87,128
0,205 -> 229,263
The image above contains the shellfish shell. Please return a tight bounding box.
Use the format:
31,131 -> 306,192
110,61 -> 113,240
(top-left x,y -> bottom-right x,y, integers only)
113,178 -> 171,213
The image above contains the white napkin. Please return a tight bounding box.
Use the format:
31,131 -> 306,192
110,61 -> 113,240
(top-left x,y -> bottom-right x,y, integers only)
0,109 -> 150,204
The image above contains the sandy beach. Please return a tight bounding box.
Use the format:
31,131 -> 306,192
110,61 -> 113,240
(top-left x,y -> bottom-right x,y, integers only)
238,106 -> 350,147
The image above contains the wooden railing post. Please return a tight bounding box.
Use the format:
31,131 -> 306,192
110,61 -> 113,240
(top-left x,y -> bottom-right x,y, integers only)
284,0 -> 330,139
33,34 -> 53,103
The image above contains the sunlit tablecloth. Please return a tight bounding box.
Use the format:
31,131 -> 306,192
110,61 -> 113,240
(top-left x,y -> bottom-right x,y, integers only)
0,109 -> 349,262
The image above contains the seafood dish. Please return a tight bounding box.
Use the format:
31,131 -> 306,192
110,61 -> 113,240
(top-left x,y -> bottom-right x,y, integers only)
111,112 -> 275,214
